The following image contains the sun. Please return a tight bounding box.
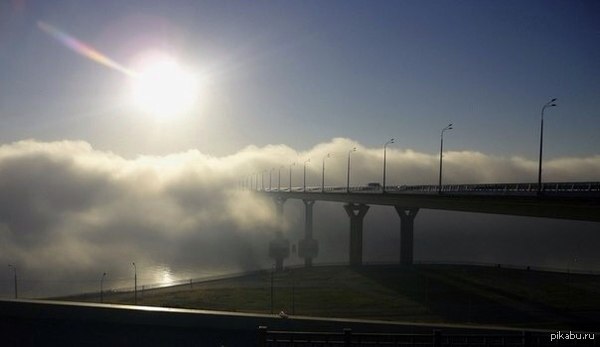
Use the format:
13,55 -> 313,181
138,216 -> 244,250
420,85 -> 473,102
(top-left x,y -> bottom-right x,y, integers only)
131,56 -> 198,118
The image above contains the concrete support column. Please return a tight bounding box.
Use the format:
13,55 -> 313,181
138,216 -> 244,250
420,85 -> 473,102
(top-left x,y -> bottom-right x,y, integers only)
343,203 -> 370,267
269,196 -> 290,271
274,196 -> 286,217
394,206 -> 419,265
299,200 -> 318,267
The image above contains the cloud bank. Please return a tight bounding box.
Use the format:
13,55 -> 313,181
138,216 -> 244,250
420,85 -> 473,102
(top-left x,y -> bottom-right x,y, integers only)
0,138 -> 598,297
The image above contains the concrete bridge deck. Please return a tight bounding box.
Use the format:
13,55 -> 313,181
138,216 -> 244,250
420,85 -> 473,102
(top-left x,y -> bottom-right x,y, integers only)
265,190 -> 600,222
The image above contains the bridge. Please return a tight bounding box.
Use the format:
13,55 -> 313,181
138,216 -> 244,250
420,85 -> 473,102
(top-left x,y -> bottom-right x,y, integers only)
252,182 -> 600,270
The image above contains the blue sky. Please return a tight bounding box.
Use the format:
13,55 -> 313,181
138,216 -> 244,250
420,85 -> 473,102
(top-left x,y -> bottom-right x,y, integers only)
1,0 -> 598,158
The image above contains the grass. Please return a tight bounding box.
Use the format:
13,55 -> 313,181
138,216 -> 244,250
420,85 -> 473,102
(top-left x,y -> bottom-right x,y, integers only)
58,264 -> 600,330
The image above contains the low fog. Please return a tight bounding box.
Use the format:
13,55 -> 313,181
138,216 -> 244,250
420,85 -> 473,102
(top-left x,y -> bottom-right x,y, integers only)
0,138 -> 598,297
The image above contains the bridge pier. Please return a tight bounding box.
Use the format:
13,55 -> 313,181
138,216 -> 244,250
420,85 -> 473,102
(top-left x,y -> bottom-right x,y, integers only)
394,206 -> 419,265
299,200 -> 319,267
269,197 -> 290,271
343,203 -> 370,267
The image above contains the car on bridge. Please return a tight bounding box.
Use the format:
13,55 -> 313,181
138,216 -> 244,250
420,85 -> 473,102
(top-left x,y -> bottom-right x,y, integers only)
366,182 -> 381,190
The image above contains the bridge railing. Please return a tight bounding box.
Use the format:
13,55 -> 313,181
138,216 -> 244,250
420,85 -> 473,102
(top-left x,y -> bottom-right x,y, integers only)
261,182 -> 600,195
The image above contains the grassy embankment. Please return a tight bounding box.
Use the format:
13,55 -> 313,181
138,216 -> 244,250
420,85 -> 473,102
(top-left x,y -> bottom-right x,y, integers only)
60,264 -> 600,330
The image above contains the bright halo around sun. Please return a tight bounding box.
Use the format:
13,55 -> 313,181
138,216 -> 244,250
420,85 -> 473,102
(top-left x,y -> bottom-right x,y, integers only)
131,56 -> 198,118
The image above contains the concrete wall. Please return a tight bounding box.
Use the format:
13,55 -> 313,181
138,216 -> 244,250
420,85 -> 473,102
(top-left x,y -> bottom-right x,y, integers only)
0,299 -> 551,346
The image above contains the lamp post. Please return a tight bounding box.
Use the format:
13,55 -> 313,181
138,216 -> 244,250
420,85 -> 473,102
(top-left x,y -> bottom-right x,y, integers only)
269,168 -> 275,191
322,153 -> 331,193
303,159 -> 310,192
255,172 -> 259,191
289,163 -> 296,191
260,171 -> 263,191
438,124 -> 453,194
132,262 -> 137,305
261,170 -> 267,191
270,264 -> 274,314
278,166 -> 284,191
538,98 -> 557,194
100,272 -> 107,303
347,147 -> 357,193
7,264 -> 17,299
383,138 -> 394,193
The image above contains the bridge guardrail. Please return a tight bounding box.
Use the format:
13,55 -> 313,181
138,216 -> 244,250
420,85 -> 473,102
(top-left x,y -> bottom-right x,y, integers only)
259,182 -> 600,195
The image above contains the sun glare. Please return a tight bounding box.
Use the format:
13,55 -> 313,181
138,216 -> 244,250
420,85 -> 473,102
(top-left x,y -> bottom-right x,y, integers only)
131,57 -> 198,118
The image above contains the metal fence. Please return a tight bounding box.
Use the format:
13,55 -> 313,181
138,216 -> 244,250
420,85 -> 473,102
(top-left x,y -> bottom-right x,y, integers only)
258,327 -> 598,347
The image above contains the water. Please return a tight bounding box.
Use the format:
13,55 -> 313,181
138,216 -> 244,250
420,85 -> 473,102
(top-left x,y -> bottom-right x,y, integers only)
0,262 -> 246,299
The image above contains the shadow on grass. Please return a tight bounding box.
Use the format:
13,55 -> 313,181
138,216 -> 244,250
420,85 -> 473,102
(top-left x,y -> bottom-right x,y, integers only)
354,264 -> 600,330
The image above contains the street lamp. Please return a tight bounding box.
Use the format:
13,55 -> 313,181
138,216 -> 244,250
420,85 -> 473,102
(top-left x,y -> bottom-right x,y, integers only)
269,168 -> 275,191
438,124 -> 453,194
538,98 -> 557,194
347,147 -> 357,193
261,170 -> 267,191
100,272 -> 107,303
289,162 -> 296,191
255,172 -> 259,191
7,264 -> 17,299
303,159 -> 310,192
383,138 -> 394,193
132,262 -> 137,305
278,166 -> 284,191
322,153 -> 331,193
270,263 -> 275,314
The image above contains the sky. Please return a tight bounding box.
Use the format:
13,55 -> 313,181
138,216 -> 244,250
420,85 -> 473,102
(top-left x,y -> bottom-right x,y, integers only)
0,1 -> 599,297
1,0 -> 598,157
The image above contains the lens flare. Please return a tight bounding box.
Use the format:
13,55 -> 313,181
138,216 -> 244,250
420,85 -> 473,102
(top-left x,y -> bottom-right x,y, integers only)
37,21 -> 135,77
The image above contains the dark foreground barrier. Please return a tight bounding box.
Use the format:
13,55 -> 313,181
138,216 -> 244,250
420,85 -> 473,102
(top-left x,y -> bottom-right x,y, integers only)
258,326 -> 598,347
1,300 -> 596,346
